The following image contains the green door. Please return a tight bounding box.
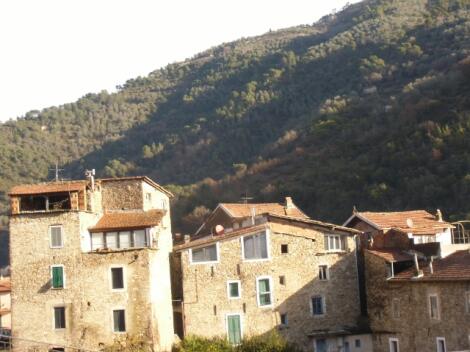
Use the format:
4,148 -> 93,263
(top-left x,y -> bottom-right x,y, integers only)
227,315 -> 241,345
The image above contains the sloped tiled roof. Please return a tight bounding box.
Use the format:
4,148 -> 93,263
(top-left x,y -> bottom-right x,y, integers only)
391,250 -> 470,281
89,210 -> 164,232
367,249 -> 415,263
220,202 -> 309,219
9,181 -> 87,196
352,210 -> 453,234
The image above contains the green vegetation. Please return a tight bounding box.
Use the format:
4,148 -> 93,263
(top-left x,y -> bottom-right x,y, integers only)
1,0 -> 470,242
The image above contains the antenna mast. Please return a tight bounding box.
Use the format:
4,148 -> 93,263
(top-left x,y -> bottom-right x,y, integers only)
49,161 -> 64,182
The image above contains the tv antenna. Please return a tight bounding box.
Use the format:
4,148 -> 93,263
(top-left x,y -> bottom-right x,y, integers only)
241,190 -> 253,204
49,161 -> 64,182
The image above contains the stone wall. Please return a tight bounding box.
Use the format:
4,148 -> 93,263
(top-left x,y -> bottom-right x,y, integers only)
180,220 -> 362,351
365,251 -> 470,352
101,180 -> 144,211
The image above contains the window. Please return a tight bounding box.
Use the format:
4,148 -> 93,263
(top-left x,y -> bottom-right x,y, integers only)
49,348 -> 65,352
279,275 -> 286,285
54,307 -> 66,329
191,244 -> 218,263
319,265 -> 329,280
50,225 -> 63,248
281,244 -> 288,254
466,291 -> 470,313
392,298 -> 400,318
315,339 -> 328,352
324,234 -> 346,251
113,309 -> 126,332
51,265 -> 64,289
111,267 -> 124,290
437,338 -> 446,352
280,313 -> 288,326
90,229 -> 150,251
389,338 -> 399,352
243,231 -> 268,260
311,296 -> 325,316
256,277 -> 273,307
355,339 -> 361,348
227,281 -> 241,299
429,294 -> 440,320
145,193 -> 152,202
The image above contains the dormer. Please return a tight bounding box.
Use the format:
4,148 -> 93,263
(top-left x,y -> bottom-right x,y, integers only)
9,181 -> 89,214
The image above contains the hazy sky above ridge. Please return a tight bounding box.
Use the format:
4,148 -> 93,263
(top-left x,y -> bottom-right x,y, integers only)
0,0 -> 360,121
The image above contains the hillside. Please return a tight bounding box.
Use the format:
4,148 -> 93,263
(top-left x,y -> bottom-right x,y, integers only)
1,0 -> 470,242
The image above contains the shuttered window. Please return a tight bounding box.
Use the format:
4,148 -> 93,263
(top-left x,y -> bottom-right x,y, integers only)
50,226 -> 63,248
113,310 -> 126,332
227,315 -> 241,345
51,266 -> 64,289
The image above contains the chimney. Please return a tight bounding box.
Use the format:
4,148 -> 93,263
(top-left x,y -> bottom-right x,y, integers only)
436,209 -> 443,222
285,197 -> 294,209
413,253 -> 423,278
429,257 -> 434,275
251,207 -> 256,225
184,235 -> 191,244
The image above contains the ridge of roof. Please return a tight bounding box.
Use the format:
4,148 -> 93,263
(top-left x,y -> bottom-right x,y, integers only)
9,180 -> 88,196
266,213 -> 362,234
89,209 -> 165,232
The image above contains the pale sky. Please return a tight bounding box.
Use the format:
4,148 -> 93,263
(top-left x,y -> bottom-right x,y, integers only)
0,0 -> 359,121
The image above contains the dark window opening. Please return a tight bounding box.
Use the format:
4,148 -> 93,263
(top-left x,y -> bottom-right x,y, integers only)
54,307 -> 66,329
281,244 -> 288,254
113,310 -> 126,332
20,193 -> 71,212
49,348 -> 65,352
355,339 -> 361,348
280,313 -> 288,325
279,275 -> 286,285
111,268 -> 124,289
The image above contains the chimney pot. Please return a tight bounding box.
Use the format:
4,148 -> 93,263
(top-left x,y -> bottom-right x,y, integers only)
436,209 -> 443,222
285,197 -> 294,209
184,235 -> 191,243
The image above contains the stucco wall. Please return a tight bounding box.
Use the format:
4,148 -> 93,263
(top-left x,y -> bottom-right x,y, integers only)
180,221 -> 362,350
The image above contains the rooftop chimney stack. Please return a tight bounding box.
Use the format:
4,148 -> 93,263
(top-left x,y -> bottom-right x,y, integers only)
285,197 -> 294,209
436,209 -> 443,222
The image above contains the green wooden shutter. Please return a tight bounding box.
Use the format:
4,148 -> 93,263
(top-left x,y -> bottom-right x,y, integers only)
227,315 -> 241,344
52,266 -> 64,288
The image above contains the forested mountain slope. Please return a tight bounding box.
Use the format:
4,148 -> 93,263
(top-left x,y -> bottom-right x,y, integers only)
0,0 -> 470,238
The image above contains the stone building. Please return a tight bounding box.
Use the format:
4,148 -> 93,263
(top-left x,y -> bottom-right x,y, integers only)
9,176 -> 174,351
0,277 -> 10,329
174,199 -> 372,352
365,249 -> 470,352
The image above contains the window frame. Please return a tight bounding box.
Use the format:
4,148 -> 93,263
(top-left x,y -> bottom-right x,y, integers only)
241,229 -> 271,262
112,308 -> 126,333
318,265 -> 329,281
90,228 -> 150,251
436,337 -> 446,352
324,234 -> 346,252
189,242 -> 220,265
227,280 -> 241,300
49,225 -> 64,249
109,266 -> 126,291
389,338 -> 400,352
429,294 -> 440,320
53,306 -> 66,330
256,276 -> 273,308
51,265 -> 65,289
310,295 -> 326,317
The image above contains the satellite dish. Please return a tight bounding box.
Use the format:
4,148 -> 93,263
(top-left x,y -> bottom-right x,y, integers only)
214,225 -> 225,236
406,218 -> 414,228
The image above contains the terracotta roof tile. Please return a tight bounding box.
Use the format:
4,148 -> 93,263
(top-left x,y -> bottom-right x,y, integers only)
356,210 -> 453,234
367,249 -> 415,263
9,181 -> 87,196
391,250 -> 470,281
220,202 -> 309,219
89,210 -> 164,232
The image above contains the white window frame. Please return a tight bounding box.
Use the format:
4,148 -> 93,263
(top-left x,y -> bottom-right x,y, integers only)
389,338 -> 400,352
225,313 -> 243,345
189,242 -> 220,265
109,265 -> 126,292
111,307 -> 127,333
52,305 -> 66,330
318,265 -> 329,281
429,294 -> 440,320
436,337 -> 446,352
310,295 -> 326,317
50,264 -> 66,289
325,234 -> 346,252
256,276 -> 273,308
49,225 -> 64,248
241,229 -> 271,262
227,280 -> 241,300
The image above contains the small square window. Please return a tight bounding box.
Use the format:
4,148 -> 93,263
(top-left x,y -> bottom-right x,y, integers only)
319,265 -> 329,280
281,244 -> 288,254
279,275 -> 286,285
113,309 -> 126,332
227,281 -> 241,299
111,267 -> 124,290
355,339 -> 361,348
50,226 -> 63,248
280,313 -> 288,326
54,307 -> 66,329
